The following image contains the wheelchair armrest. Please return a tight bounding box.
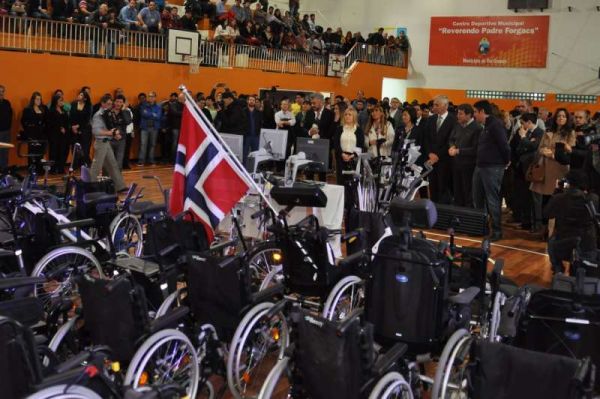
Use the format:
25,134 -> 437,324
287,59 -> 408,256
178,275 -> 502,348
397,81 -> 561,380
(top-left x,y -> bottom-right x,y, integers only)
55,351 -> 93,374
265,299 -> 289,319
56,218 -> 96,231
209,239 -> 238,253
338,250 -> 366,269
251,284 -> 285,304
158,243 -> 180,258
337,308 -> 364,336
448,286 -> 480,305
149,306 -> 189,334
0,276 -> 47,291
372,342 -> 408,377
492,258 -> 504,275
0,248 -> 15,258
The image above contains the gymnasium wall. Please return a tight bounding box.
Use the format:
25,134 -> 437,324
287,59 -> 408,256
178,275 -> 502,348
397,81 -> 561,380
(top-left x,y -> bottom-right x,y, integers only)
301,0 -> 600,95
0,50 -> 406,165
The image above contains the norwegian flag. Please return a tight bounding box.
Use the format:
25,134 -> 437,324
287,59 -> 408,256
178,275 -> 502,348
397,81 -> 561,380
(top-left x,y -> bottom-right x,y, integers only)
169,93 -> 251,242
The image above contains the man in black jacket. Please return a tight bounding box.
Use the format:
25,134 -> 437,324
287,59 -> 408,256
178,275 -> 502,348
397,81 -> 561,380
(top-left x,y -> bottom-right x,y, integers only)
0,85 -> 12,169
472,100 -> 511,241
294,100 -> 315,140
545,169 -> 598,273
448,104 -> 481,207
166,93 -> 184,163
512,112 -> 543,230
425,95 -> 457,203
244,94 -> 263,163
220,91 -> 247,135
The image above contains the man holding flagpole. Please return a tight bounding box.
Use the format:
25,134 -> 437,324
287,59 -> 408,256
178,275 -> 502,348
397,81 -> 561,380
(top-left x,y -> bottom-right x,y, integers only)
169,87 -> 274,242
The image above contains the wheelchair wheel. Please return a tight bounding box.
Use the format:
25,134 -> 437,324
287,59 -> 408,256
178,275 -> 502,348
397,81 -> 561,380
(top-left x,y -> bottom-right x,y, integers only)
247,242 -> 284,290
46,315 -> 82,365
322,275 -> 364,321
124,329 -> 199,398
26,384 -> 102,399
431,329 -> 472,399
257,356 -> 290,399
110,212 -> 144,257
368,371 -> 414,399
31,246 -> 104,313
227,302 -> 289,399
155,288 -> 186,318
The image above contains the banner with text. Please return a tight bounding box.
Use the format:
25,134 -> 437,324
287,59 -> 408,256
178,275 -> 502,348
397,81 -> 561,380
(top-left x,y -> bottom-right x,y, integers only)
429,16 -> 549,68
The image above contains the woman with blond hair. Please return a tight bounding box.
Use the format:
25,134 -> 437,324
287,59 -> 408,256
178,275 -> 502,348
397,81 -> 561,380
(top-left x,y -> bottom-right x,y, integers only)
334,107 -> 365,209
366,104 -> 394,158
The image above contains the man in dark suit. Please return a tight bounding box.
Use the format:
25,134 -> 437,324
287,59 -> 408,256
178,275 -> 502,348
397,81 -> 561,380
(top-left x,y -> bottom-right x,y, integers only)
294,100 -> 315,140
220,91 -> 247,135
306,92 -> 334,181
425,95 -> 457,203
243,94 -> 263,163
512,112 -> 543,231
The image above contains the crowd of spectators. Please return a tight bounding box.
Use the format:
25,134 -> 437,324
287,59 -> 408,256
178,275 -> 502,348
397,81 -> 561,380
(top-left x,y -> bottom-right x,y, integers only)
0,0 -> 410,56
2,82 -> 600,271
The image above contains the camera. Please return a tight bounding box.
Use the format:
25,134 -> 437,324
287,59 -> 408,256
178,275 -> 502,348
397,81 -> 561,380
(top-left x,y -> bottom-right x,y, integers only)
576,121 -> 600,146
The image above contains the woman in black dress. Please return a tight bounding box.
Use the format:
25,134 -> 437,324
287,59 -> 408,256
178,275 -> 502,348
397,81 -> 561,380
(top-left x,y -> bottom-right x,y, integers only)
20,91 -> 48,170
69,90 -> 93,166
47,94 -> 70,174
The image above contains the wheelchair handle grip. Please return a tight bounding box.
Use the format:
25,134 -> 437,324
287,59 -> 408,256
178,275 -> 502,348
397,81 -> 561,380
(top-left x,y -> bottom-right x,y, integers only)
342,229 -> 362,243
54,351 -> 92,374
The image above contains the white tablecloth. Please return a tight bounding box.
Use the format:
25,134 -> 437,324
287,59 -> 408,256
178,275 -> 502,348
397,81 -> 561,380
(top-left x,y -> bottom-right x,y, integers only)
218,184 -> 345,257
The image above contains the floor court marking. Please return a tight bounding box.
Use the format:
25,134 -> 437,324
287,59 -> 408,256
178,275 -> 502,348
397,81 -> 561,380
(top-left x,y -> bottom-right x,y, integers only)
421,231 -> 549,257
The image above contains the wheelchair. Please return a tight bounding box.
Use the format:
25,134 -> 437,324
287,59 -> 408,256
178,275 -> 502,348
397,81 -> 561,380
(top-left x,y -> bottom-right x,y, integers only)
360,198 -> 484,350
258,307 -> 415,399
431,328 -> 596,398
49,273 -> 200,398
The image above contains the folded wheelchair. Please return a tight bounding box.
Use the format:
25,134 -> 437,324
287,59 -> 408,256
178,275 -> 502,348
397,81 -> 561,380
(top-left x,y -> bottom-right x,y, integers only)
431,328 -> 596,398
259,308 -> 415,399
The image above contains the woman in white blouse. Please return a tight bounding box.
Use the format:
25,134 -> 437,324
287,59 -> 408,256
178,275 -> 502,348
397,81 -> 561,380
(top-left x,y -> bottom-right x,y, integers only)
274,98 -> 296,157
334,107 -> 364,185
366,105 -> 395,158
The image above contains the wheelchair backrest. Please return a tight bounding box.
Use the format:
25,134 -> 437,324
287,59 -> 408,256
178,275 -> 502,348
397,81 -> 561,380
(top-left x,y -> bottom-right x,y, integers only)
514,289 -> 600,388
0,296 -> 44,327
277,218 -> 339,297
78,275 -> 149,363
366,234 -> 449,345
471,340 -> 592,399
290,309 -> 373,399
0,316 -> 42,399
185,252 -> 250,342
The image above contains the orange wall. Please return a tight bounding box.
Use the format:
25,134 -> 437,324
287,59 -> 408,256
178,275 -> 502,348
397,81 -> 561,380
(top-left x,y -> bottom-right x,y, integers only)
0,50 -> 406,164
406,87 -> 600,114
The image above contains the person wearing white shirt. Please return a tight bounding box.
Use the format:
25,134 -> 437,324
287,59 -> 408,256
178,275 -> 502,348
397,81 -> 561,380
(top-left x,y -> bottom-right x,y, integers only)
275,98 -> 296,157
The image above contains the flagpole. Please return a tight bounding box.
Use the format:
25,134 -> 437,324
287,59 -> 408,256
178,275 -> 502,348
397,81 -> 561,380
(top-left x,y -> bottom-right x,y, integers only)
179,85 -> 278,215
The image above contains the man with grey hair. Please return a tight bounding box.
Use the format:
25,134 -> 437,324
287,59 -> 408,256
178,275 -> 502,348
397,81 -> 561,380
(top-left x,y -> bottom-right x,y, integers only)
425,94 -> 457,203
90,94 -> 127,192
307,92 -> 334,181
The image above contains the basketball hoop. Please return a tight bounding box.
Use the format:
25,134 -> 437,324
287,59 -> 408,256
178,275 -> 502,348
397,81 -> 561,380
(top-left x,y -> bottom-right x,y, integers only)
187,55 -> 201,74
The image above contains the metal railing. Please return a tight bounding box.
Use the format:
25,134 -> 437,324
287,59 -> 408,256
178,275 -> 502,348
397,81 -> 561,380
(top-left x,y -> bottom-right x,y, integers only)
198,40 -> 326,75
0,15 -> 406,76
343,42 -> 407,70
0,15 -> 165,62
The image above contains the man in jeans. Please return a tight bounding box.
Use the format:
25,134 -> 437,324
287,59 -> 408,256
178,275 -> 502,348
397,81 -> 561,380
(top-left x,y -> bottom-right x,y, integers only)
472,100 -> 511,241
90,94 -> 127,192
138,91 -> 162,166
